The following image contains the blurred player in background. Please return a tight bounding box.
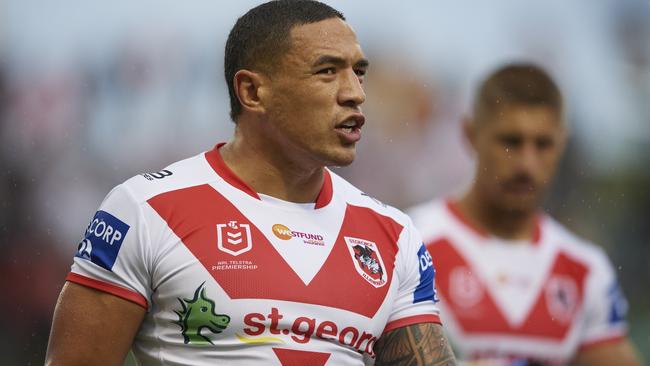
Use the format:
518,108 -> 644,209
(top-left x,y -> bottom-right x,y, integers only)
45,1 -> 455,365
408,64 -> 641,365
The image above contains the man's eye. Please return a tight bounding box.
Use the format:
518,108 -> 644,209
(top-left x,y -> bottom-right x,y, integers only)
354,68 -> 367,77
498,136 -> 522,149
536,137 -> 554,150
317,68 -> 336,75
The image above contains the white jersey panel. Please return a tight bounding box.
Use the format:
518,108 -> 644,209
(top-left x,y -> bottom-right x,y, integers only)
124,152 -> 221,202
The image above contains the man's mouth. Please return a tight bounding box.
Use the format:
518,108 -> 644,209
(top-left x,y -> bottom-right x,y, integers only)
334,114 -> 365,144
335,114 -> 365,133
502,176 -> 537,194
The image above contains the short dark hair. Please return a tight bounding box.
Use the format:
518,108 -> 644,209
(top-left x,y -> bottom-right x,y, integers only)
473,63 -> 563,122
224,0 -> 345,122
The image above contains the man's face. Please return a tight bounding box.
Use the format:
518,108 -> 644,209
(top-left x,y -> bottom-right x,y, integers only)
470,105 -> 566,213
261,18 -> 368,168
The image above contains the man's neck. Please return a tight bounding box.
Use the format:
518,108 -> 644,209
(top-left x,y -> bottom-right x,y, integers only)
218,129 -> 325,204
456,189 -> 538,242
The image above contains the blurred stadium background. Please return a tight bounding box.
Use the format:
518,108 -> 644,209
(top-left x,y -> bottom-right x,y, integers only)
1,0 -> 648,364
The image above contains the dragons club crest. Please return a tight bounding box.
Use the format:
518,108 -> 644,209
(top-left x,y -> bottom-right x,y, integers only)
174,282 -> 230,345
344,237 -> 388,288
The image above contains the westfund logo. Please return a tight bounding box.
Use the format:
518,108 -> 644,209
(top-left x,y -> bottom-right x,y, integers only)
272,224 -> 293,240
272,224 -> 324,246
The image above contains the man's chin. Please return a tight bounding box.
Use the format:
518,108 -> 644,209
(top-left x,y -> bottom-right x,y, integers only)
327,156 -> 355,168
321,148 -> 356,168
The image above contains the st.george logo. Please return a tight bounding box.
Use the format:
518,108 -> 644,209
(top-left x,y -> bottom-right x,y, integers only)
217,220 -> 252,256
345,237 -> 387,288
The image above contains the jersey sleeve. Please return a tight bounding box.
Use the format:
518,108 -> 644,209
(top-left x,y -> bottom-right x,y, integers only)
67,183 -> 152,309
578,249 -> 628,350
383,217 -> 441,334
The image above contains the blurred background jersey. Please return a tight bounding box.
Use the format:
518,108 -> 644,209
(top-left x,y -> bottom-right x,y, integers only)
409,199 -> 628,365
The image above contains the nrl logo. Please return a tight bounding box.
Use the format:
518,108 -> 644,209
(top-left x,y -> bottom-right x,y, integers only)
173,282 -> 230,345
345,237 -> 387,288
217,220 -> 252,256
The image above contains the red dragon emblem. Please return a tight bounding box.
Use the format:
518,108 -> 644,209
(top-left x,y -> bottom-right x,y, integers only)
345,237 -> 387,288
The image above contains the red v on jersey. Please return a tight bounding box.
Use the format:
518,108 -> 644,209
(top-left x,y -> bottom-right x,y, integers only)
148,184 -> 402,318
272,348 -> 330,366
428,238 -> 588,340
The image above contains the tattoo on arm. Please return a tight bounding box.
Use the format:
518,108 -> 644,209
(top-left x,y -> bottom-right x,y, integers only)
374,323 -> 456,366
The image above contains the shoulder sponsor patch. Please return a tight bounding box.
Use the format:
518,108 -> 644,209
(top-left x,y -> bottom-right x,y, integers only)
76,210 -> 130,271
414,244 -> 438,303
608,280 -> 628,324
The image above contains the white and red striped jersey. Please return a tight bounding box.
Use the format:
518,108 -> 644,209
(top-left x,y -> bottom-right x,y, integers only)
408,199 -> 628,365
67,144 -> 440,366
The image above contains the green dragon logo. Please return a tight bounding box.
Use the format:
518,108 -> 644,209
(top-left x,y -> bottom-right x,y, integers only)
174,282 -> 230,345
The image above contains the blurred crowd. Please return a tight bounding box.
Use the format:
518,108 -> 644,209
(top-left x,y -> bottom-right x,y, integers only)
1,0 -> 649,364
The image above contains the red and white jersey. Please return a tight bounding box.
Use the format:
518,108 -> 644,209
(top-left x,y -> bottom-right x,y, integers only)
67,144 -> 440,366
408,199 -> 628,366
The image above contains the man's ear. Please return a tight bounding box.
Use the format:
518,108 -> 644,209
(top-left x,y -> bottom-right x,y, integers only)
233,69 -> 267,115
462,115 -> 478,155
557,117 -> 569,156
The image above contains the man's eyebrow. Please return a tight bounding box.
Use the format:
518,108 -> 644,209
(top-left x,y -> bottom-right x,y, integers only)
355,58 -> 369,68
313,55 -> 369,68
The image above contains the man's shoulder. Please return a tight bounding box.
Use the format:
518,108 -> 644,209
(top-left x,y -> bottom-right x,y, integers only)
120,151 -> 218,204
542,215 -> 612,267
406,199 -> 448,225
406,198 -> 453,241
329,169 -> 411,226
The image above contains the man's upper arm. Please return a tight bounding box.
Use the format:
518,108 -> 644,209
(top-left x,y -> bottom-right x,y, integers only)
577,249 -> 637,365
48,182 -> 152,365
374,215 -> 456,365
45,281 -> 146,366
374,322 -> 456,366
572,338 -> 642,366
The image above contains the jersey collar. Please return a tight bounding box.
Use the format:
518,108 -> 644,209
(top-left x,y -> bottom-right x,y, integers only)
205,143 -> 333,209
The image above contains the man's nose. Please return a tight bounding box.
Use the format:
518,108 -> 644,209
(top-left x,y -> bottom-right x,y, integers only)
516,142 -> 541,173
338,69 -> 366,108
